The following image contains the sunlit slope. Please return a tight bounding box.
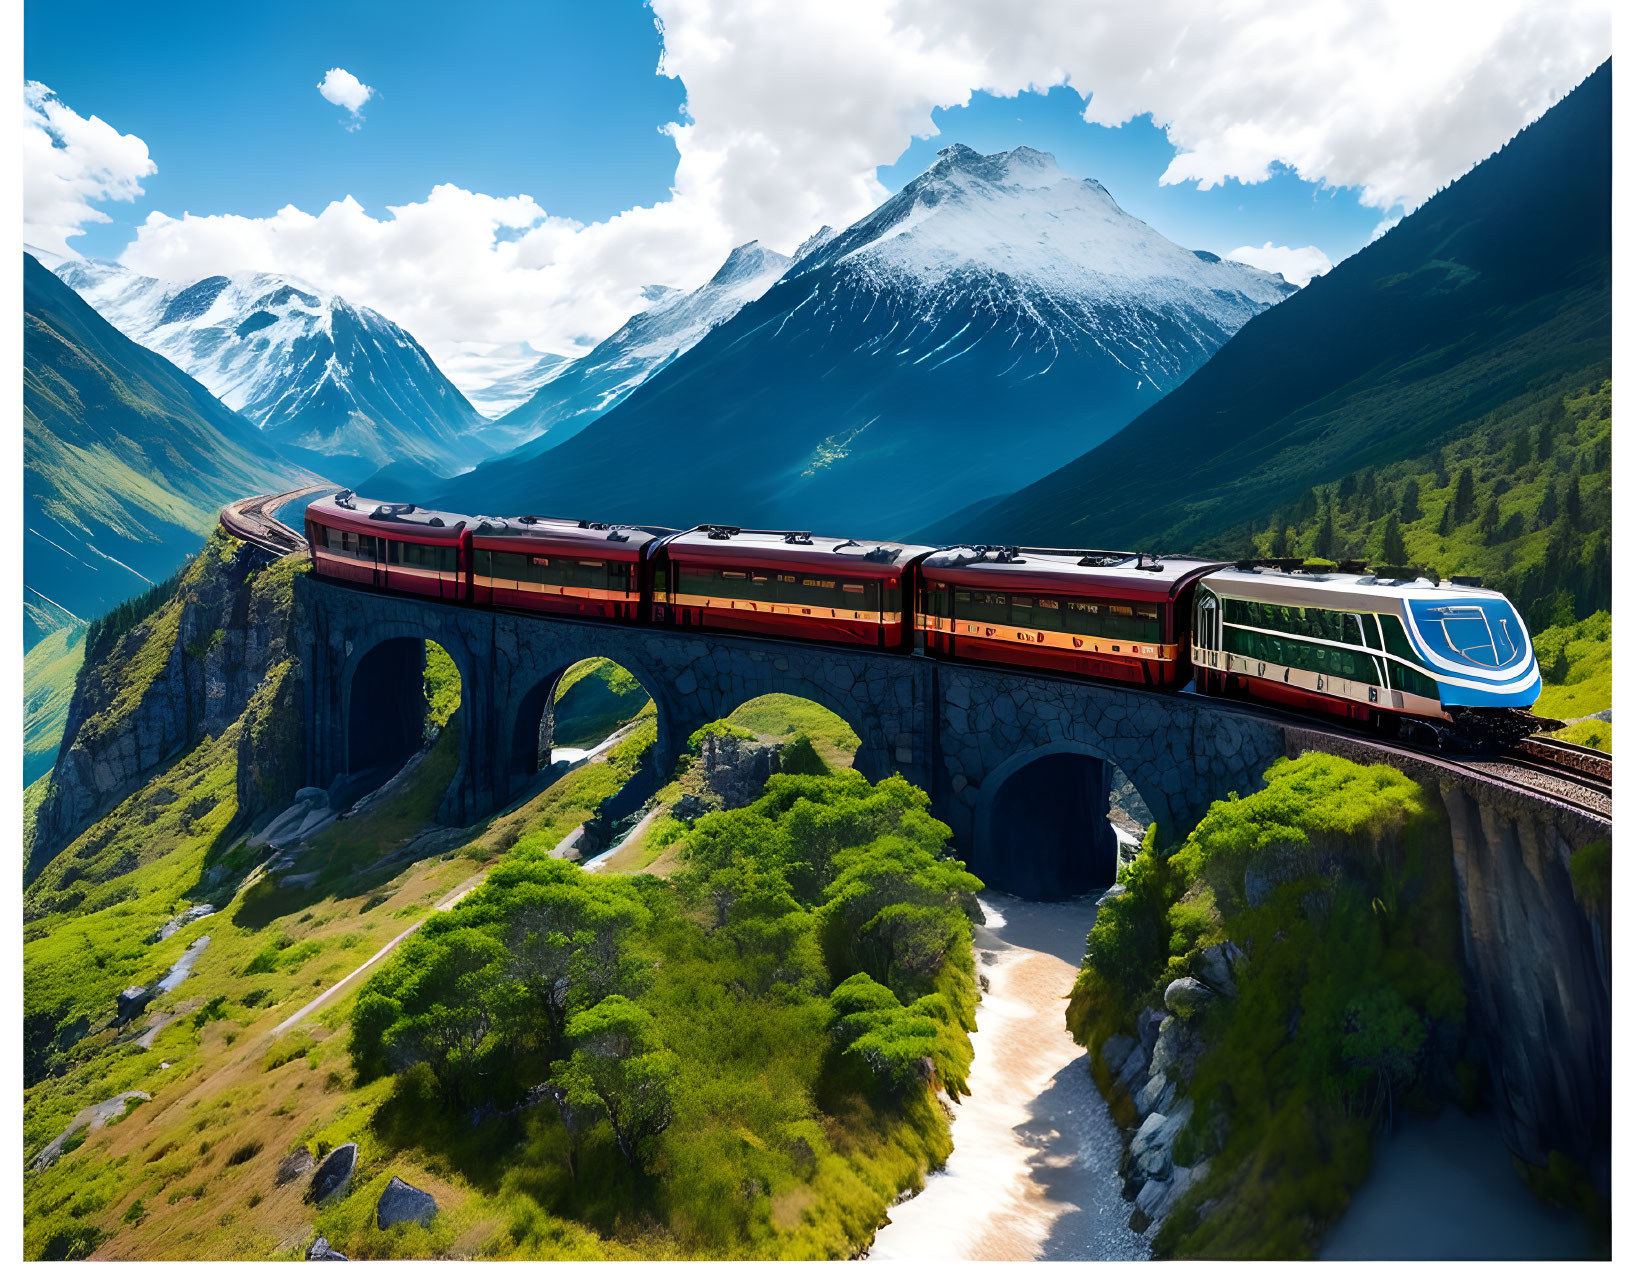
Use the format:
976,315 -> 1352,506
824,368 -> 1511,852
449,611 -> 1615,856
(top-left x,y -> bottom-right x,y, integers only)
23,253 -> 301,636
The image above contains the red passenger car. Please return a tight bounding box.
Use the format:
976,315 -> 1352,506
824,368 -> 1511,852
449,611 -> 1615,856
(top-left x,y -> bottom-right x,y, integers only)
469,515 -> 668,621
651,526 -> 934,647
917,547 -> 1225,686
305,491 -> 468,602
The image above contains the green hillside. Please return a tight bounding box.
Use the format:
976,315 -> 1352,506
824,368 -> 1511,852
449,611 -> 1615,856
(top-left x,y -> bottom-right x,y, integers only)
23,626 -> 86,787
931,62 -> 1610,558
24,253 -> 301,640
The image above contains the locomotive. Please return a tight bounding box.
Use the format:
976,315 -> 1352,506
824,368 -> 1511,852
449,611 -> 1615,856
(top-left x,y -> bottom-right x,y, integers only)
304,491 -> 1545,746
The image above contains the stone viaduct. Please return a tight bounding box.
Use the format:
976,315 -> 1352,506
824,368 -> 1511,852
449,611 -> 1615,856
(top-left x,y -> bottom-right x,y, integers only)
296,573 -> 1609,1183
297,575 -> 1292,898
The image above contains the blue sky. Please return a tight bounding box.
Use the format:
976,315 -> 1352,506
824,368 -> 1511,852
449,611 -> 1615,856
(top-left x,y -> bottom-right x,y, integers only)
23,0 -> 1608,365
28,0 -> 1379,267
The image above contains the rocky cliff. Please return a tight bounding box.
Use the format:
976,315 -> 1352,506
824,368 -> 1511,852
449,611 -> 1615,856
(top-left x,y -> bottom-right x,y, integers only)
27,530 -> 305,883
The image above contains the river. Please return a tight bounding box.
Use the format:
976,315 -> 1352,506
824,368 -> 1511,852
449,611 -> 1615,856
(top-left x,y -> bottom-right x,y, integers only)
868,892 -> 1147,1261
866,890 -> 1595,1262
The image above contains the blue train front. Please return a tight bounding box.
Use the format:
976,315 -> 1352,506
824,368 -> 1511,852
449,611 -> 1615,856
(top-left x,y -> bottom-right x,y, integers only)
1190,565 -> 1544,747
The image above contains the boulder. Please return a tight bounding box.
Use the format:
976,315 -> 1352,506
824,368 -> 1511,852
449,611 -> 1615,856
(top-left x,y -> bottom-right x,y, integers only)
117,984 -> 154,1024
1195,942 -> 1244,996
1134,1071 -> 1176,1116
276,1145 -> 317,1187
1137,1006 -> 1165,1059
1130,1099 -> 1194,1181
1102,1033 -> 1137,1077
1095,883 -> 1127,907
307,1142 -> 357,1204
1115,1045 -> 1149,1094
1164,977 -> 1216,1018
376,1176 -> 438,1230
305,1236 -> 348,1261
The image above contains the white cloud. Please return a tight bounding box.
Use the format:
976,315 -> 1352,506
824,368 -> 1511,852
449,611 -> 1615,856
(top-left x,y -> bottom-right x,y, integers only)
317,67 -> 374,129
23,82 -> 157,258
1223,243 -> 1333,288
102,2 -> 1611,367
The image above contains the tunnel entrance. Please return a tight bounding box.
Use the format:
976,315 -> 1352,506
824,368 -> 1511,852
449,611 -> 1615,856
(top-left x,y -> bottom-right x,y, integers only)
976,751 -> 1124,900
339,638 -> 462,811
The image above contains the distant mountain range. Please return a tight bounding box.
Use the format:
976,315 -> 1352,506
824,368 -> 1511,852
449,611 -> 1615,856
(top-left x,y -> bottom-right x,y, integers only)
52,257 -> 487,481
928,62 -> 1612,555
436,144 -> 1294,533
477,240 -> 795,458
23,253 -> 300,639
440,340 -> 569,420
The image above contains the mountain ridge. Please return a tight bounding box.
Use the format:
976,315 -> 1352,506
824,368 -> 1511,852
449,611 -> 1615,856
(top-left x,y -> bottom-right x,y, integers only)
53,258 -> 485,481
436,144 -> 1294,532
923,62 -> 1612,555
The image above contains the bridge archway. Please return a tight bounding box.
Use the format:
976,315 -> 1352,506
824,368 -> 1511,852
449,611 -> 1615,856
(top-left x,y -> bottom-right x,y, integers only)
336,631 -> 472,818
972,741 -> 1137,899
506,657 -> 657,796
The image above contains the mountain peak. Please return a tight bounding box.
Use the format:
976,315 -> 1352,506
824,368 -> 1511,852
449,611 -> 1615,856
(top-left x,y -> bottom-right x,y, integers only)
710,239 -> 791,288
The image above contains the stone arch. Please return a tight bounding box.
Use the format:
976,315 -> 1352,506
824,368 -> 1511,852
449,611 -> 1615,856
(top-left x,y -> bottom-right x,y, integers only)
972,740 -> 1145,899
335,623 -> 477,820
678,666 -> 891,783
497,643 -> 677,806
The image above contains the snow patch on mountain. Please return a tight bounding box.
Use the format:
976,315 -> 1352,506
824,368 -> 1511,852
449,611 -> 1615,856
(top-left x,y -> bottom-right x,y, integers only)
482,240 -> 793,455
53,259 -> 483,479
440,340 -> 570,418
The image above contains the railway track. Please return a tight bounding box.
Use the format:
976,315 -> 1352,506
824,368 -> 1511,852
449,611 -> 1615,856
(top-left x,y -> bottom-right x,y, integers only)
220,484 -> 332,555
227,489 -> 1613,821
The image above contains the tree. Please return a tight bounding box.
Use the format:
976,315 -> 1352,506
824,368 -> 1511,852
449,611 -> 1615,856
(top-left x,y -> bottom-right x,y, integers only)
1313,506 -> 1336,560
1380,512 -> 1408,566
1451,467 -> 1476,524
349,927 -> 519,1108
1478,498 -> 1501,540
554,996 -> 679,1169
1564,474 -> 1584,531
1535,479 -> 1559,529
1399,479 -> 1421,521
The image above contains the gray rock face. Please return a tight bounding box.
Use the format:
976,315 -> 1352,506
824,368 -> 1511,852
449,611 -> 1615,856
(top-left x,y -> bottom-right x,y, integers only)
698,732 -> 781,810
376,1176 -> 438,1230
1102,1033 -> 1137,1077
1115,1045 -> 1149,1094
153,903 -> 216,942
31,537 -> 302,871
1194,941 -> 1243,996
307,1142 -> 357,1204
276,1145 -> 316,1186
1163,977 -> 1216,1018
1134,1071 -> 1176,1116
305,1236 -> 348,1261
1130,1099 -> 1194,1181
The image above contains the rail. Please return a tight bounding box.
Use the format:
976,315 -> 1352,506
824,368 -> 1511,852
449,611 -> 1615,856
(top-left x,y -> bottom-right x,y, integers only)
219,484 -> 332,556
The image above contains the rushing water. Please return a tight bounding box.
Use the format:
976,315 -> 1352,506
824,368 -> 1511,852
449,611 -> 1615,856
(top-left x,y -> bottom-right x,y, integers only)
868,893 -> 1147,1262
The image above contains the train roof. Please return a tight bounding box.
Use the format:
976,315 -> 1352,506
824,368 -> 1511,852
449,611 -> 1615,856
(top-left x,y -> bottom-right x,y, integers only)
663,526 -> 933,574
307,491 -> 468,542
921,547 -> 1224,599
1200,566 -> 1518,615
469,513 -> 670,554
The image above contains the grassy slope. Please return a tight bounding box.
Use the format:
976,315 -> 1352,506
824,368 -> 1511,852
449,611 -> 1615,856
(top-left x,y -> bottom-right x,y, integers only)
24,625 -> 86,785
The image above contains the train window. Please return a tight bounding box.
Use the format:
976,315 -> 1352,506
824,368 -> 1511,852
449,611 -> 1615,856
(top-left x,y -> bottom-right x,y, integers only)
922,585 -> 952,618
1387,660 -> 1441,700
1362,615 -> 1383,651
961,591 -> 1009,625
843,583 -> 866,594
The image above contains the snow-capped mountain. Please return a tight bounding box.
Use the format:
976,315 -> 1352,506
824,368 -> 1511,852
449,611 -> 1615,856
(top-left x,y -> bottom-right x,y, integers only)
53,259 -> 486,480
436,144 -> 1296,534
483,240 -> 793,457
439,340 -> 569,419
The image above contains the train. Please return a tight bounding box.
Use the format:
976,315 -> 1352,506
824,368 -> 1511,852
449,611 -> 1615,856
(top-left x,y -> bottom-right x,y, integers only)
304,490 -> 1546,748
